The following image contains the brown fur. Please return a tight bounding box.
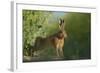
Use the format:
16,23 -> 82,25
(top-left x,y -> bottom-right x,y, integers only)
31,19 -> 67,57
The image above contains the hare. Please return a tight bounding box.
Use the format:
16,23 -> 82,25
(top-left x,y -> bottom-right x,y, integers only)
30,18 -> 67,57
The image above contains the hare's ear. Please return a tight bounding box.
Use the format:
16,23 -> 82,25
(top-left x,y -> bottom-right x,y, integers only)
59,18 -> 62,29
58,18 -> 65,30
62,19 -> 65,29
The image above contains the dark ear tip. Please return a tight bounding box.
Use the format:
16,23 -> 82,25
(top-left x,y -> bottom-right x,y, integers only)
63,19 -> 64,22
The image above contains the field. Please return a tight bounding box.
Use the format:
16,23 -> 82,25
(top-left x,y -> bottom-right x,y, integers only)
22,10 -> 91,62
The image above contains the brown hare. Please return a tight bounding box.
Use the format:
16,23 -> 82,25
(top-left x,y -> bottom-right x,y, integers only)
30,18 -> 67,57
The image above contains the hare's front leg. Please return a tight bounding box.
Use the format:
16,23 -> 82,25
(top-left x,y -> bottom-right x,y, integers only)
56,48 -> 64,57
55,42 -> 60,57
56,48 -> 60,57
60,48 -> 64,57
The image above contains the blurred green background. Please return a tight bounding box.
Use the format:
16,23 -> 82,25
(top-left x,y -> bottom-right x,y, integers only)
23,10 -> 91,61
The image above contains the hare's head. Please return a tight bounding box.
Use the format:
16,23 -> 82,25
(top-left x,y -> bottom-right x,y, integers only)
58,18 -> 67,38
